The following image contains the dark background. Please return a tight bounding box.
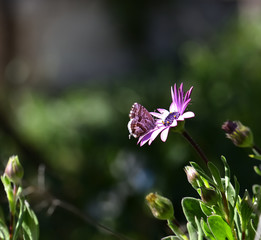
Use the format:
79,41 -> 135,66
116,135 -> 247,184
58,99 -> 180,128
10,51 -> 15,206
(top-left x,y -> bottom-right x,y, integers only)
1,0 -> 261,239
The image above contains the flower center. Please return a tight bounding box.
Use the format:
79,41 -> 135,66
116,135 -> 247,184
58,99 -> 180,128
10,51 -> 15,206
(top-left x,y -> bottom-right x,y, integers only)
163,112 -> 180,126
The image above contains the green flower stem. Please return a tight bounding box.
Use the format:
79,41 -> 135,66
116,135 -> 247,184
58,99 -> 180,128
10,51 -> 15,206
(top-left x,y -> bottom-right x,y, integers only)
182,130 -> 209,165
9,184 -> 17,240
167,218 -> 188,240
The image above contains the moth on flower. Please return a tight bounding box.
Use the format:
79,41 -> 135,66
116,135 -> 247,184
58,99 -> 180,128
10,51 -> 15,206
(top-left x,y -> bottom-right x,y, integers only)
128,102 -> 156,139
128,83 -> 195,146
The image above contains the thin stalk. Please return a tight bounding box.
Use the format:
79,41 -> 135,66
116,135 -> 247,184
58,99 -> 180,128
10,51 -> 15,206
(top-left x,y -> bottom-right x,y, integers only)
167,218 -> 188,240
9,184 -> 17,240
49,199 -> 132,240
242,231 -> 245,240
182,130 -> 209,165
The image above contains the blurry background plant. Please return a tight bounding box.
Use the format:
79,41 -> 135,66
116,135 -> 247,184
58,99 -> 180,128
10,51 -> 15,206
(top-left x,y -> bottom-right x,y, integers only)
1,1 -> 261,239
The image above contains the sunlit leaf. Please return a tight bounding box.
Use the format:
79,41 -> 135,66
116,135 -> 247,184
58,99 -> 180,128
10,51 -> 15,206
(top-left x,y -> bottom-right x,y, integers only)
187,222 -> 197,240
249,154 -> 261,161
207,215 -> 234,240
22,201 -> 39,240
161,236 -> 181,240
253,166 -> 261,176
208,162 -> 223,191
201,219 -> 215,240
182,197 -> 206,229
221,155 -> 230,191
0,218 -> 9,240
195,217 -> 203,240
200,202 -> 213,217
13,198 -> 25,240
189,162 -> 214,185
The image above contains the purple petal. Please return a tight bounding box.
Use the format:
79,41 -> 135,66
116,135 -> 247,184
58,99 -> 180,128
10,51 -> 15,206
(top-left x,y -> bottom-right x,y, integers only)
169,102 -> 177,112
171,86 -> 175,103
184,86 -> 193,101
148,127 -> 165,144
157,108 -> 168,114
182,111 -> 195,119
138,131 -> 152,144
160,127 -> 170,142
150,112 -> 163,118
170,120 -> 178,127
178,83 -> 184,107
156,119 -> 164,124
179,83 -> 184,96
140,138 -> 150,146
174,83 -> 178,103
180,98 -> 191,114
177,115 -> 184,121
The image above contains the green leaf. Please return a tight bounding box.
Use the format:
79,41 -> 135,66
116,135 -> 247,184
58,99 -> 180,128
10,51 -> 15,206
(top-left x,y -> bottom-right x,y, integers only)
234,176 -> 240,207
225,181 -> 236,207
207,215 -> 234,240
234,211 -> 242,239
187,222 -> 197,240
13,198 -> 25,240
253,185 -> 261,212
221,155 -> 230,191
228,177 -> 240,225
253,166 -> 261,176
22,201 -> 39,240
200,202 -> 213,217
249,154 -> 261,160
246,219 -> 256,240
161,236 -> 181,240
200,219 -> 215,240
189,162 -> 214,185
0,218 -> 9,240
228,202 -> 235,229
240,190 -> 253,231
208,162 -> 224,191
195,217 -> 203,240
182,197 -> 206,229
1,175 -> 15,215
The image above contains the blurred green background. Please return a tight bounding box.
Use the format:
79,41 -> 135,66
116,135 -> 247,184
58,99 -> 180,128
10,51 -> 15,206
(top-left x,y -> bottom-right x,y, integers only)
1,1 -> 261,239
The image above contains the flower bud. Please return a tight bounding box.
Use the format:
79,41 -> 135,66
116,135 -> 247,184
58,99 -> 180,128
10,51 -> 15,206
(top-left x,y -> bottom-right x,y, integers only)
4,155 -> 24,185
222,120 -> 254,148
145,193 -> 174,220
184,166 -> 201,188
200,186 -> 219,206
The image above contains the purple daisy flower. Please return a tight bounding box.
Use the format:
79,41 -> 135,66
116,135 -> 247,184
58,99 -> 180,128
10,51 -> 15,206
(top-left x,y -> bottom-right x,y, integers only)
138,83 -> 195,146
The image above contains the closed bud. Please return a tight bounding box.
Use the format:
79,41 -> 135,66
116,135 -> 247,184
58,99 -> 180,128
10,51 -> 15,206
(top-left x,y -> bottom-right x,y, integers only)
200,186 -> 219,206
145,193 -> 174,220
222,120 -> 254,148
184,166 -> 200,188
4,155 -> 24,185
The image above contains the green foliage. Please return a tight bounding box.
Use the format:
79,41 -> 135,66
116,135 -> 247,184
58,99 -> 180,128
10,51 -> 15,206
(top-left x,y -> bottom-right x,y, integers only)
2,15 -> 261,240
182,198 -> 206,229
0,156 -> 39,240
152,149 -> 261,239
162,236 -> 181,240
21,201 -> 39,240
207,215 -> 234,240
0,218 -> 9,240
